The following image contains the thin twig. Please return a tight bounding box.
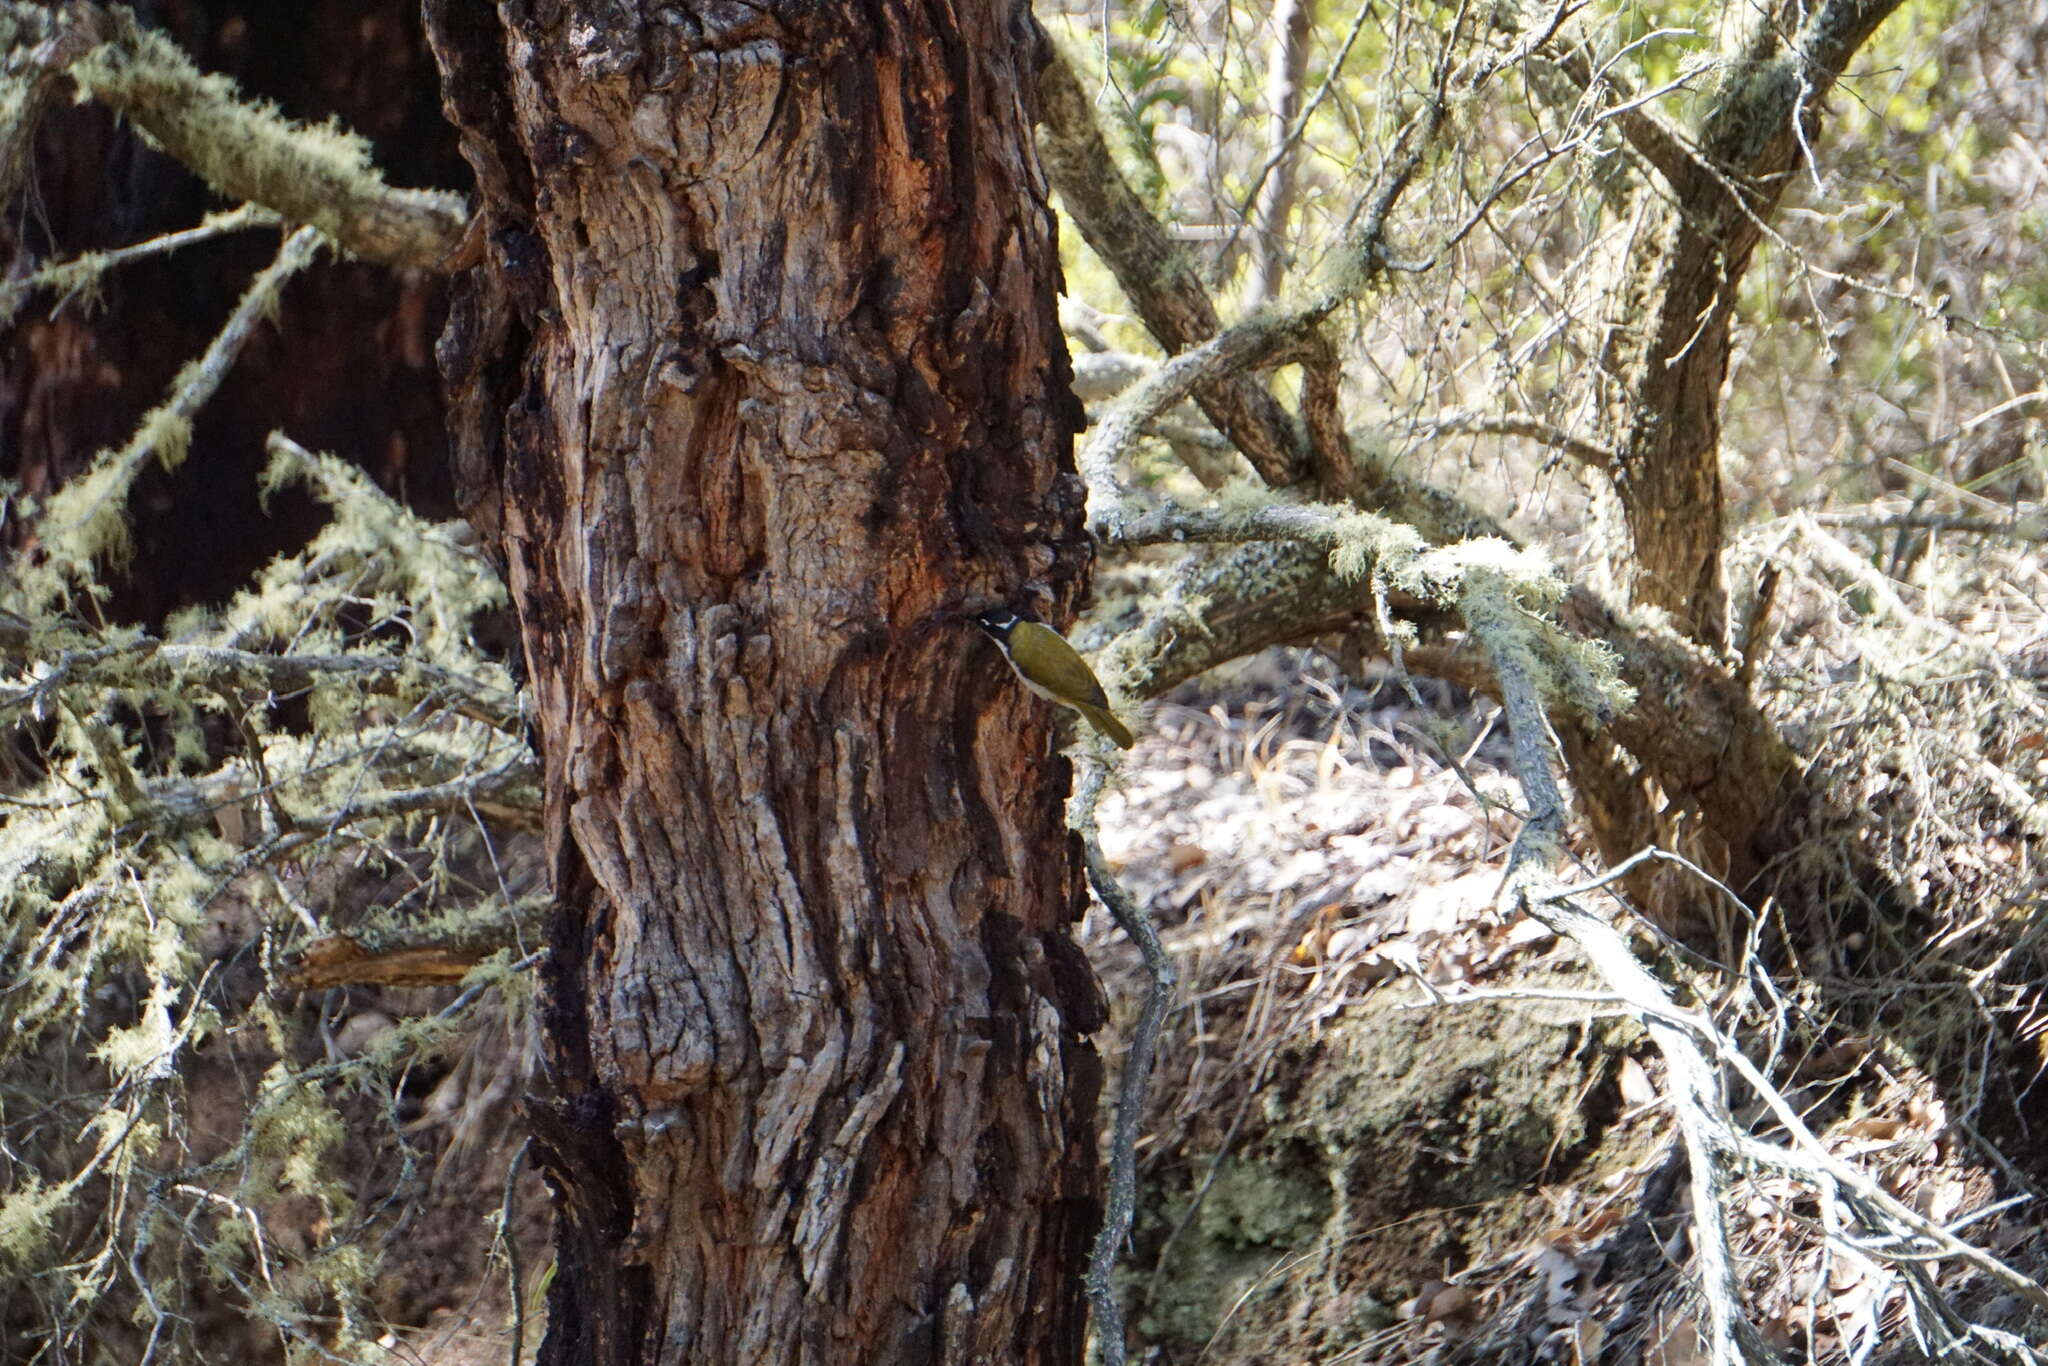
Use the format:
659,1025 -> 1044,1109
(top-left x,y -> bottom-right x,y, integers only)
1801,509 -> 2048,540
498,1138 -> 532,1366
1071,760 -> 1177,1366
0,204 -> 280,322
1399,407 -> 1619,470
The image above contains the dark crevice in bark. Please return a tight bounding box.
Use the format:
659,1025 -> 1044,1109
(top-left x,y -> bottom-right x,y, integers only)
528,869 -> 650,1366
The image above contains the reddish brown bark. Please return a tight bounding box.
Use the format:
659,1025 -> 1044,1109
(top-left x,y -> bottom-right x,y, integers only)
426,5 -> 1104,1362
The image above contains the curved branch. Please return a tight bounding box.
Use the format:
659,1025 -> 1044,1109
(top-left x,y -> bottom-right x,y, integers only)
1071,760 -> 1175,1366
1109,495 -> 1791,895
1036,46 -> 1307,486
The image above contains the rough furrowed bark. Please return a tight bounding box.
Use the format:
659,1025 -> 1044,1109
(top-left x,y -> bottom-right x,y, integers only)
427,6 -> 1104,1363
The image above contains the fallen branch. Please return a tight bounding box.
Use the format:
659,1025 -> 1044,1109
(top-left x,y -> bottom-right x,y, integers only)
1475,571 -> 1775,1363
1472,567 -> 2048,1364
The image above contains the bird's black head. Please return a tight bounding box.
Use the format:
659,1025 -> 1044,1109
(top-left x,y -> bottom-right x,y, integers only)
975,608 -> 1022,642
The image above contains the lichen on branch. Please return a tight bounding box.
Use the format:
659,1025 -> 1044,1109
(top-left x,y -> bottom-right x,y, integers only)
8,1 -> 468,269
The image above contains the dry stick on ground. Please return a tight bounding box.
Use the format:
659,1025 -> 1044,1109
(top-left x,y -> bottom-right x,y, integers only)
1471,572 -> 2048,1365
1071,759 -> 1177,1366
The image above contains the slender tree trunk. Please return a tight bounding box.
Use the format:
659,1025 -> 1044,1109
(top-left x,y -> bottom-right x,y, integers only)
1242,0 -> 1312,312
426,4 -> 1104,1362
1597,0 -> 1905,648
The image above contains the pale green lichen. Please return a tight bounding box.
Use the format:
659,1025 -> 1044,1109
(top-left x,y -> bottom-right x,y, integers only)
0,1178 -> 69,1267
62,12 -> 463,265
1135,483 -> 1633,723
3,423 -> 533,1361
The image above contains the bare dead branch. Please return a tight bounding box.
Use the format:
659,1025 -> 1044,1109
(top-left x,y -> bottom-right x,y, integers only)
1472,577 -> 1779,1366
1804,509 -> 2048,540
1241,0 -> 1314,312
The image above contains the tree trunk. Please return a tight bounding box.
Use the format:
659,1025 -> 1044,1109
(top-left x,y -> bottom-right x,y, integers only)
1241,0 -> 1312,312
1597,0 -> 1905,648
425,5 -> 1104,1363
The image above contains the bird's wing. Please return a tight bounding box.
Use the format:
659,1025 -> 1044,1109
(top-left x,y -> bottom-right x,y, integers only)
1017,623 -> 1112,708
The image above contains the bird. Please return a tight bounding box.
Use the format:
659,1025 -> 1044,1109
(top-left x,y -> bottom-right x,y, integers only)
975,608 -> 1135,749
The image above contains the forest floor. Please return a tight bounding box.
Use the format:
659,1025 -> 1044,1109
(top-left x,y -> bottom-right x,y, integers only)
1087,605 -> 2048,1365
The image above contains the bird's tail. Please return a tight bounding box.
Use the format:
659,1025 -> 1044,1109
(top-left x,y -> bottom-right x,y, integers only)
1077,703 -> 1136,750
